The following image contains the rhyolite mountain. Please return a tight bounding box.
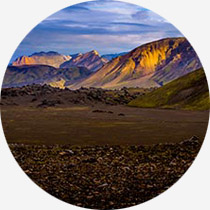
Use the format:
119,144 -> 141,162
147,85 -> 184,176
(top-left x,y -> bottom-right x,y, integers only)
6,37 -> 202,89
12,50 -> 108,72
3,65 -> 91,88
61,50 -> 108,72
12,51 -> 71,68
129,68 -> 209,110
70,37 -> 202,89
5,50 -> 108,88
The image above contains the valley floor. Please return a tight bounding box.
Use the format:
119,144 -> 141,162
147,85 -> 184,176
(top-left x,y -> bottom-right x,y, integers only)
1,105 -> 209,145
1,104 -> 208,209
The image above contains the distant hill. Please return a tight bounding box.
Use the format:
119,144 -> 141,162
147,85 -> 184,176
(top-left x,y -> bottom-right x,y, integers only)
102,52 -> 127,61
60,50 -> 108,72
70,37 -> 201,89
12,51 -> 71,68
128,68 -> 209,110
3,65 -> 91,88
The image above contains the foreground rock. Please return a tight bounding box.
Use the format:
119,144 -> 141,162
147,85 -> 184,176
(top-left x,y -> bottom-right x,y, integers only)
9,138 -> 201,209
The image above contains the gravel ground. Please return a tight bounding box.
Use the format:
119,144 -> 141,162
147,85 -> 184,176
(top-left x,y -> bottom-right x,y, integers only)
9,137 -> 201,209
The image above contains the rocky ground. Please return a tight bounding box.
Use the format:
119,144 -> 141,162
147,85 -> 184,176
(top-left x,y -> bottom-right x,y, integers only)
0,84 -> 155,107
9,137 -> 201,209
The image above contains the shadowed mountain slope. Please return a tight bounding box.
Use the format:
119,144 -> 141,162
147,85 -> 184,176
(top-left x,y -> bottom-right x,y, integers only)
128,68 -> 209,110
60,50 -> 108,72
2,65 -> 91,88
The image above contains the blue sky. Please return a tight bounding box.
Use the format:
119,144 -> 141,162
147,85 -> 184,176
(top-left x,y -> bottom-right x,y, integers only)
11,0 -> 183,61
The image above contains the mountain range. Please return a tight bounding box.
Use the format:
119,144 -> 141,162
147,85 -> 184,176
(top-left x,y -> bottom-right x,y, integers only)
12,50 -> 108,72
70,37 -> 201,89
4,37 -> 202,89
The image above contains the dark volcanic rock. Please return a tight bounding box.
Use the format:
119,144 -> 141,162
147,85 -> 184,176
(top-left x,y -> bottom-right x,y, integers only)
1,85 -> 151,107
9,138 -> 201,209
118,113 -> 125,116
37,99 -> 62,107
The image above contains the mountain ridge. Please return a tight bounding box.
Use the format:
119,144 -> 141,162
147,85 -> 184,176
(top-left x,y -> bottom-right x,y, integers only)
12,52 -> 71,68
69,37 -> 201,89
12,50 -> 108,73
6,37 -> 202,90
61,50 -> 108,72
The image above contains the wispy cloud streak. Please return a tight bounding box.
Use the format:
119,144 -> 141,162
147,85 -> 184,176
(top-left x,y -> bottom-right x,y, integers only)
11,0 -> 183,61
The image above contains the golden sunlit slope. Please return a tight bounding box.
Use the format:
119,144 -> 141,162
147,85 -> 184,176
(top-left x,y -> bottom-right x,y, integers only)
129,68 -> 210,110
70,38 -> 201,89
12,52 -> 71,68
